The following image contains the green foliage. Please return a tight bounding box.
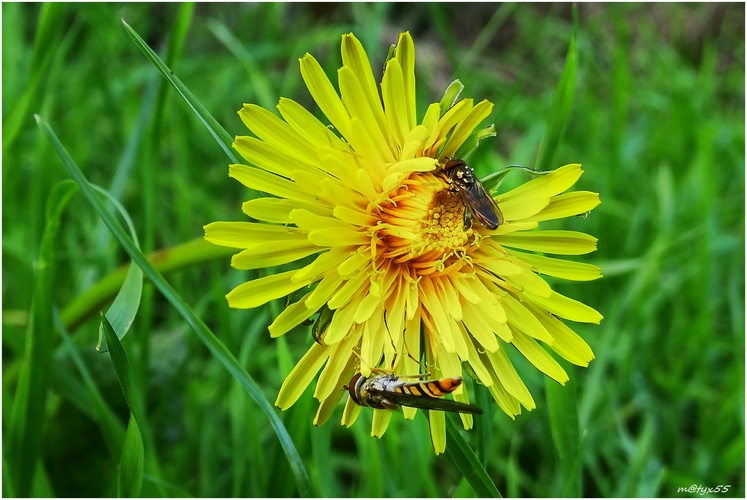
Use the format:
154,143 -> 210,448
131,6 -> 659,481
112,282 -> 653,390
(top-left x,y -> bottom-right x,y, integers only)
3,3 -> 744,497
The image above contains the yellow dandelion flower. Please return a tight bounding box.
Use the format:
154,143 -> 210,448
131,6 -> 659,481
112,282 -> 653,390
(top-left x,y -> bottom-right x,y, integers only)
204,32 -> 602,454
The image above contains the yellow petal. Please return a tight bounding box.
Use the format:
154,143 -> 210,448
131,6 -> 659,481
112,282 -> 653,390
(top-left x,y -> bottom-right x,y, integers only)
226,269 -> 312,309
524,191 -> 601,223
308,227 -> 370,247
526,302 -> 595,366
203,221 -> 308,248
231,241 -> 321,270
371,409 -> 393,438
293,248 -> 349,282
299,53 -> 351,138
484,346 -> 536,410
291,209 -> 355,232
381,58 -> 408,147
360,310 -> 385,372
304,272 -> 345,311
277,97 -> 347,152
501,294 -> 553,344
313,354 -> 357,427
440,99 -> 493,158
394,32 -> 417,130
328,270 -> 370,310
428,409 -> 446,455
242,197 -> 332,224
314,328 -> 361,400
524,290 -> 604,324
229,164 -> 315,202
333,205 -> 377,227
233,136 -> 322,179
269,289 -> 318,338
460,300 -> 499,352
498,195 -> 550,222
237,104 -> 317,163
507,250 -> 602,281
325,298 -> 362,344
496,230 -> 598,255
460,329 -> 494,387
275,342 -> 331,409
504,268 -> 553,298
341,33 -> 388,142
510,328 -> 568,384
500,163 -> 583,202
341,395 -> 362,427
339,67 -> 394,163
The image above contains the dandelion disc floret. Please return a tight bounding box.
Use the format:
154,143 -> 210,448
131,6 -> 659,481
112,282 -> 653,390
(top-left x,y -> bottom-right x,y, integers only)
204,32 -> 603,454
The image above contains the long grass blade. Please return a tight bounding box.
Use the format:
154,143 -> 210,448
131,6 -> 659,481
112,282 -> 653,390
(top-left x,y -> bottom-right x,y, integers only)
36,115 -> 316,497
101,315 -> 144,498
92,185 -> 143,352
120,19 -> 241,165
6,180 -> 78,497
535,5 -> 578,170
445,416 -> 502,498
545,376 -> 582,496
53,309 -> 126,459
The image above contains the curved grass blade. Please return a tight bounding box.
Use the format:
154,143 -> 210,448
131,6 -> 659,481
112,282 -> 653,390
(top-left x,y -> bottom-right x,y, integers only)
535,5 -> 578,171
36,115 -> 316,497
445,416 -> 502,498
61,238 -> 234,332
6,180 -> 78,497
101,315 -> 144,497
92,185 -> 143,352
120,19 -> 241,166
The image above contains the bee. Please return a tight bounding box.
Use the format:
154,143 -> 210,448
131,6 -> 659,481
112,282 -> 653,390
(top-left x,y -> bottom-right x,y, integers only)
345,372 -> 482,414
442,158 -> 504,230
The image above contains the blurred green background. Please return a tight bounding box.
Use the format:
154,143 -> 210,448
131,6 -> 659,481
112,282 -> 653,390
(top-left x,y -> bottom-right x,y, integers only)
3,2 -> 744,497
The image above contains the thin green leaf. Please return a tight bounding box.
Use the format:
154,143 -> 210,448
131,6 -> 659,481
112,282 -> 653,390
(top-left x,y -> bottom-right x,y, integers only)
93,185 -> 143,352
118,413 -> 145,498
440,79 -> 465,115
545,375 -> 582,496
101,316 -> 144,497
36,115 -> 316,497
7,180 -> 78,497
53,309 -> 126,459
535,5 -> 578,170
445,416 -> 502,498
120,19 -> 241,166
61,238 -> 234,332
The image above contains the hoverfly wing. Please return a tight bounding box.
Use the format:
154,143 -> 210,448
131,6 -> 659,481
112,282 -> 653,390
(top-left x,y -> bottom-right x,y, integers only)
463,180 -> 504,230
378,391 -> 483,414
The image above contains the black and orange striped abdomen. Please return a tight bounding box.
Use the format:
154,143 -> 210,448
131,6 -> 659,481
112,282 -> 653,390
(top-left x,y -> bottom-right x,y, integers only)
395,376 -> 463,398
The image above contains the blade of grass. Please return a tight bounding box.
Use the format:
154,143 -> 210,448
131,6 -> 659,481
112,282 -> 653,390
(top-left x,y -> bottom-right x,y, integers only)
92,185 -> 143,352
545,375 -> 582,496
7,180 -> 78,497
120,18 -> 242,166
36,115 -> 316,497
61,238 -> 234,332
445,416 -> 502,498
101,315 -> 144,498
53,308 -> 126,459
535,4 -> 578,170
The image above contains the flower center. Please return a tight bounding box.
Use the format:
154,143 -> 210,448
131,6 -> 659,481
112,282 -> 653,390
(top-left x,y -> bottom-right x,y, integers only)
373,172 -> 477,275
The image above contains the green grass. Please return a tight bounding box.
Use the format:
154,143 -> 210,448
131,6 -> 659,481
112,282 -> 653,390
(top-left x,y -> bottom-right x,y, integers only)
3,3 -> 744,497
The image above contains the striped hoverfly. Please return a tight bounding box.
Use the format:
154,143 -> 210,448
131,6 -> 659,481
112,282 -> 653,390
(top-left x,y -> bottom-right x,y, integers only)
442,158 -> 504,230
345,372 -> 482,414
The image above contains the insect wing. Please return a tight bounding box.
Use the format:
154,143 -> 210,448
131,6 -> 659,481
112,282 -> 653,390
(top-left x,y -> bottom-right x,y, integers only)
378,390 -> 483,414
462,180 -> 504,230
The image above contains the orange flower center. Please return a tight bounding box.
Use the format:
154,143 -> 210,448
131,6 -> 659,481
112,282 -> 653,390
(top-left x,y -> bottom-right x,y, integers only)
373,172 -> 478,276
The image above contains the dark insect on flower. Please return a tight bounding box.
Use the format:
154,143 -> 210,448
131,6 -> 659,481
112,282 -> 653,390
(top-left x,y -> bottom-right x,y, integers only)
345,372 -> 483,414
442,158 -> 504,230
